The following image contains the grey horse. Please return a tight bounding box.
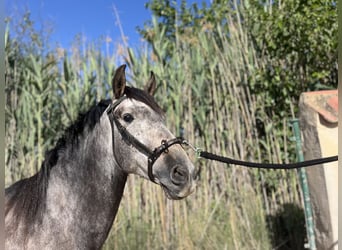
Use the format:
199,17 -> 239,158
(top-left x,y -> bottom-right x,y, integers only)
5,65 -> 196,249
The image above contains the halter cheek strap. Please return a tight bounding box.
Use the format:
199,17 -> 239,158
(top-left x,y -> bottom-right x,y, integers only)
107,96 -> 186,183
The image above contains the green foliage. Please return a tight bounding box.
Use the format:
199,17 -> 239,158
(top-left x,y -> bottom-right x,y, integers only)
245,0 -> 337,116
138,0 -> 338,132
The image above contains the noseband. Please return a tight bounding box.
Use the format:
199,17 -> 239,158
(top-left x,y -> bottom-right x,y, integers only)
107,96 -> 186,183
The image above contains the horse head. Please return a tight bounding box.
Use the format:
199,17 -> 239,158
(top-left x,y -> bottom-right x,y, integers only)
108,65 -> 196,199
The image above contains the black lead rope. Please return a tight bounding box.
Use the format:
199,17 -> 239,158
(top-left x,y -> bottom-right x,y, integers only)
199,151 -> 338,169
183,141 -> 338,169
108,95 -> 337,172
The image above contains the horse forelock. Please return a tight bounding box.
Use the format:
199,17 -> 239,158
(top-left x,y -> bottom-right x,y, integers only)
125,86 -> 164,117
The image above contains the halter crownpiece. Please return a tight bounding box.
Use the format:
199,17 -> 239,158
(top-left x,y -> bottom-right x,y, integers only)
107,96 -> 186,183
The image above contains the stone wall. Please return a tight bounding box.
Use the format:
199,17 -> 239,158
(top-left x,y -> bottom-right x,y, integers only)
299,90 -> 338,250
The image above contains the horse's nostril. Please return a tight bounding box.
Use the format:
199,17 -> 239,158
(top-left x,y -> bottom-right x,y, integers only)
170,165 -> 188,186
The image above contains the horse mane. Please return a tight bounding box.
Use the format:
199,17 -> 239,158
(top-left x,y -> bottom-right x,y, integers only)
5,99 -> 112,237
5,86 -> 162,235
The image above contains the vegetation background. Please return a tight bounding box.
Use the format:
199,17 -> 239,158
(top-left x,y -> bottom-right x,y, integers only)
5,0 -> 337,249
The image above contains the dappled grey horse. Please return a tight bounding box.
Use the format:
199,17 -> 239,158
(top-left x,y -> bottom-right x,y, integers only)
5,65 -> 196,249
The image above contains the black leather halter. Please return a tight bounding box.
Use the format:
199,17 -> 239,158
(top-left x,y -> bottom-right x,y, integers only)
107,96 -> 186,183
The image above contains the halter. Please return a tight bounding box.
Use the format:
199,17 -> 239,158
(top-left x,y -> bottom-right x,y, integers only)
107,96 -> 186,183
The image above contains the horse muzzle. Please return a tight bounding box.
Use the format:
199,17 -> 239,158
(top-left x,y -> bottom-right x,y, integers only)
153,150 -> 197,200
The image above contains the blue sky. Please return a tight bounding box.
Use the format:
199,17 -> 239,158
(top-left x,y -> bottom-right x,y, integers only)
6,0 -> 211,50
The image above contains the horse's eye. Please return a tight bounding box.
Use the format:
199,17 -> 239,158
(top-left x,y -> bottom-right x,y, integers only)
123,113 -> 134,123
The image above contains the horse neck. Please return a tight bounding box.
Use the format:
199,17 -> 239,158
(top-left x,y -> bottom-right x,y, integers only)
43,114 -> 127,248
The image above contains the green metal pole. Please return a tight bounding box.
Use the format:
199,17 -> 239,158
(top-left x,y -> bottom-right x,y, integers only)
290,119 -> 316,250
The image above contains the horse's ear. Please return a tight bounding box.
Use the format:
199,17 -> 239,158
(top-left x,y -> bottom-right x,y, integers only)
112,64 -> 126,99
144,71 -> 157,96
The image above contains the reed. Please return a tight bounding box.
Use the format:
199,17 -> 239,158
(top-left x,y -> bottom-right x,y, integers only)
104,6 -> 301,250
6,7 -> 303,250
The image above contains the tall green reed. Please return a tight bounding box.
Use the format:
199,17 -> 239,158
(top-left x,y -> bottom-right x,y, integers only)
104,6 -> 302,250
5,17 -> 117,185
6,8 -> 303,250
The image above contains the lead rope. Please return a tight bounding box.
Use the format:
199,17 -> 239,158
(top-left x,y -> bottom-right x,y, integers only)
183,140 -> 338,169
